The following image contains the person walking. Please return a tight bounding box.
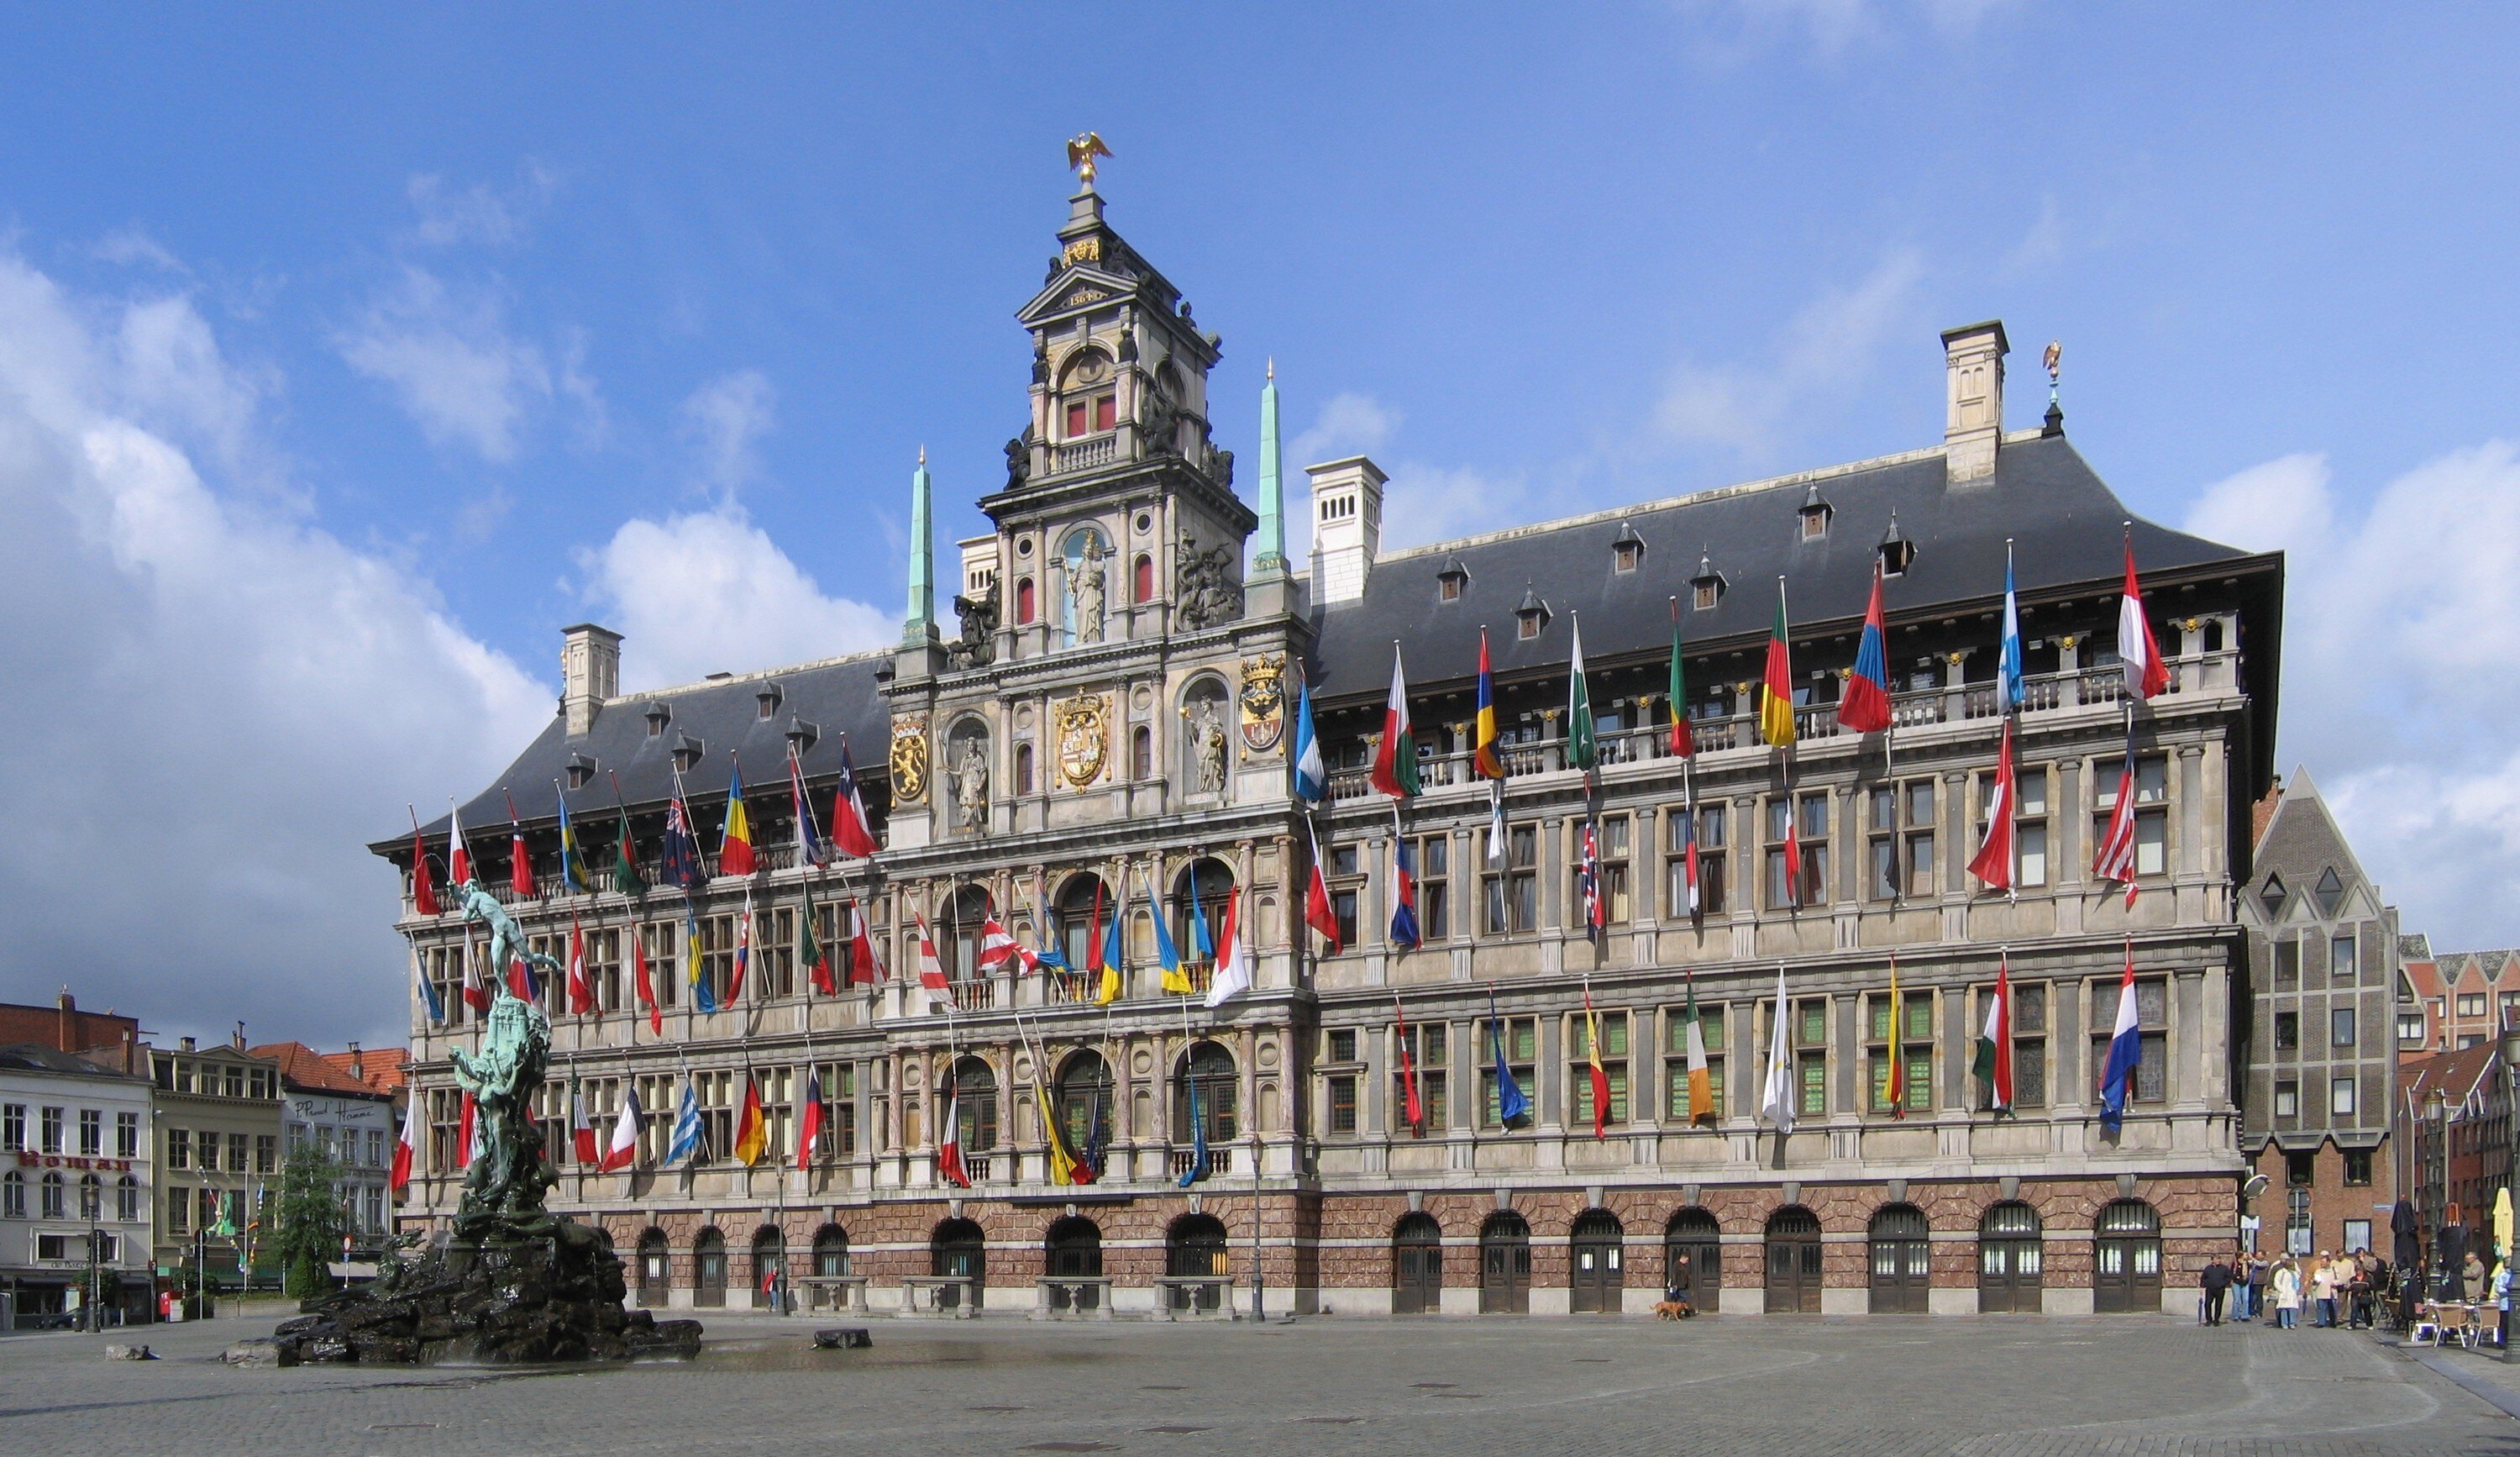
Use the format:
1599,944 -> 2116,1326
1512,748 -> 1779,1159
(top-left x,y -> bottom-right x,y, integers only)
2273,1256 -> 2302,1329
2202,1255 -> 2232,1327
2311,1250 -> 2339,1328
2496,1256 -> 2513,1349
2349,1249 -> 2377,1328
2250,1254 -> 2271,1324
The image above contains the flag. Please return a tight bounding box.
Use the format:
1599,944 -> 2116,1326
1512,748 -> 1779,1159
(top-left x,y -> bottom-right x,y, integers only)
610,798 -> 645,896
1583,982 -> 1612,1140
1679,765 -> 1702,918
1153,869 -> 1190,995
410,827 -> 441,916
732,1070 -> 767,1167
631,924 -> 662,1034
391,1096 -> 419,1191
1291,676 -> 1327,805
566,917 -> 595,1014
789,744 -> 827,867
570,1079 -> 600,1164
661,793 -> 702,890
1973,955 -> 2014,1114
1176,1070 -> 1209,1187
458,1091 -> 477,1167
1190,881 -> 1215,962
1304,833 -> 1342,955
828,734 -> 881,860
1474,629 -> 1506,778
686,905 -> 716,1014
801,888 -> 836,995
1488,987 -> 1530,1126
2099,944 -> 2141,1132
2118,530 -> 2171,701
413,944 -> 444,1024
667,1081 -> 706,1165
507,791 -> 537,898
1883,954 -> 1906,1119
601,1086 -> 643,1171
1368,644 -> 1420,798
1082,1086 -> 1106,1184
506,949 -> 539,1003
795,1070 -> 825,1165
1036,1076 -> 1080,1186
847,901 -> 883,986
914,915 -> 954,1008
938,1075 -> 969,1188
448,800 -> 474,886
1577,819 -> 1604,942
1760,581 -> 1798,748
1782,806 -> 1803,911
1968,718 -> 2016,892
727,892 -> 753,1004
2092,722 -> 2141,907
1205,888 -> 1250,1008
1567,618 -> 1601,774
1389,826 -> 1421,953
556,788 -> 590,893
1395,996 -> 1424,1132
1839,560 -> 1892,733
1997,540 -> 2024,715
1682,976 -> 1714,1125
1667,608 -> 1694,758
976,914 -> 1023,973
461,939 -> 490,1013
1087,881 -> 1123,1005
718,760 -> 757,876
1760,965 -> 1795,1134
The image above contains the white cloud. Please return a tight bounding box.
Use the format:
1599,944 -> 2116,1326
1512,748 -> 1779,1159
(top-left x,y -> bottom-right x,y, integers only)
1675,0 -> 2021,62
1290,391 -> 1399,468
1652,248 -> 1924,460
1378,465 -> 1533,555
680,369 -> 775,498
2185,442 -> 2520,949
580,506 -> 893,692
338,265 -> 554,462
0,250 -> 550,1048
404,164 -> 557,249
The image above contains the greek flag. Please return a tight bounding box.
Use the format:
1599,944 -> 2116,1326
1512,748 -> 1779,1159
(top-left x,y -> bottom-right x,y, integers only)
667,1080 -> 708,1165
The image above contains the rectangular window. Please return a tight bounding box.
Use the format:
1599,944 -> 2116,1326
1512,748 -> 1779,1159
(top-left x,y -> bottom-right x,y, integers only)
2344,1147 -> 2374,1186
1771,998 -> 1828,1118
2329,930 -> 2356,984
1326,1075 -> 1357,1134
77,1108 -> 102,1156
1480,1017 -> 1538,1128
2330,1076 -> 2356,1116
2458,991 -> 2486,1018
1415,834 -> 1451,941
2400,1010 -> 2426,1044
1866,991 -> 1934,1113
2275,1011 -> 2298,1049
39,1106 -> 63,1154
1663,1004 -> 1726,1123
1568,1011 -> 1629,1125
200,1131 -> 221,1172
2275,1080 -> 2298,1117
257,1134 -> 277,1174
1765,795 -> 1829,909
116,1111 -> 138,1159
2275,940 -> 2300,988
2092,978 -> 2171,1105
167,1128 -> 192,1170
2,1103 -> 23,1152
2015,766 -> 2049,887
1579,815 -> 1632,927
1483,825 -> 1539,934
1666,803 -> 1727,916
2095,755 -> 2171,876
2331,1007 -> 2356,1050
1394,1023 -> 1446,1134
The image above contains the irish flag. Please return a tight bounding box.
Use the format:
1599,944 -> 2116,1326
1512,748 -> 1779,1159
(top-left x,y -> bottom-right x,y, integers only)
1369,644 -> 1420,798
1682,976 -> 1714,1125
1971,955 -> 2013,1114
1760,580 -> 1797,748
2118,529 -> 2171,701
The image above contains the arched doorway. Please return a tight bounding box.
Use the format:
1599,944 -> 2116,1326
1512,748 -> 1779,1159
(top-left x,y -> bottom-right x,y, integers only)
1570,1210 -> 1625,1314
635,1228 -> 669,1308
1764,1207 -> 1822,1313
1480,1212 -> 1531,1314
932,1217 -> 985,1312
1166,1213 -> 1231,1313
1867,1205 -> 1931,1313
1664,1208 -> 1720,1311
692,1228 -> 727,1308
1978,1202 -> 2042,1312
1394,1212 -> 1443,1315
809,1223 -> 849,1311
2094,1199 -> 2162,1313
1046,1215 -> 1105,1313
751,1227 -> 785,1310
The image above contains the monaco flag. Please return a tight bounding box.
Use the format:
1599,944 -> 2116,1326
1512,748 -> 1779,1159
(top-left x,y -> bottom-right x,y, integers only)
391,1095 -> 419,1191
600,1086 -> 643,1172
2118,530 -> 2171,702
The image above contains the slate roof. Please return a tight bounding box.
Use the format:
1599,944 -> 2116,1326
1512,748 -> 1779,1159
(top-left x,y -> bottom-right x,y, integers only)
0,1043 -> 136,1080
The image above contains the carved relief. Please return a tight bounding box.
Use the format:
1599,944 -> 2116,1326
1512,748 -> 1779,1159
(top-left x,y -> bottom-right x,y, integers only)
1239,653 -> 1287,754
1053,692 -> 1110,790
890,716 -> 930,803
1174,533 -> 1242,629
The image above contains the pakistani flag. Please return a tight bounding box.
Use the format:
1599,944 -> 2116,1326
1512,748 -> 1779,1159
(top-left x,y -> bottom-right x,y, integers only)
1566,615 -> 1597,771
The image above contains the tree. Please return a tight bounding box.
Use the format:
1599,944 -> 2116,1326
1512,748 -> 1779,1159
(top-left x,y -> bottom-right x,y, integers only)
272,1145 -> 347,1300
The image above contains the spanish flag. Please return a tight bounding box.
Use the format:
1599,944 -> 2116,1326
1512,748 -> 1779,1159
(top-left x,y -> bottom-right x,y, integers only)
1036,1078 -> 1079,1186
1760,579 -> 1797,748
732,1070 -> 767,1166
718,759 -> 758,876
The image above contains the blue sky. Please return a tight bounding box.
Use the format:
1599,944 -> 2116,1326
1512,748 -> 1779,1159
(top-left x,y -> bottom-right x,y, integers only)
1,3 -> 2515,1045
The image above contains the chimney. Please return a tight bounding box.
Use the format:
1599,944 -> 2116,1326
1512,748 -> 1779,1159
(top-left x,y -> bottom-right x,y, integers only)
232,1021 -> 246,1051
559,623 -> 622,738
179,1036 -> 197,1053
1306,455 -> 1386,606
1941,320 -> 2008,484
57,989 -> 74,1055
348,1041 -> 365,1082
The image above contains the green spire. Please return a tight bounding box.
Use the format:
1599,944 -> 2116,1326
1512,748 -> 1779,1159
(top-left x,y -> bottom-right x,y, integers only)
1253,359 -> 1286,577
903,446 -> 936,644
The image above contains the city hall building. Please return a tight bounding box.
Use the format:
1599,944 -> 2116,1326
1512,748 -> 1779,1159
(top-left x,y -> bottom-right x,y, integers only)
380,171 -> 2281,1318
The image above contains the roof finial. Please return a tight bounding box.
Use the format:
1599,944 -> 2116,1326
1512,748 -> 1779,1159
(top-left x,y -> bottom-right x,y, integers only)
1267,356 -> 1274,381
1066,132 -> 1112,191
2042,339 -> 2065,436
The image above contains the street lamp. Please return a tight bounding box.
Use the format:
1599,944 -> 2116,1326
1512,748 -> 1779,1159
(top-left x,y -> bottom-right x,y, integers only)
2499,1025 -> 2520,1357
2426,1086 -> 2450,1303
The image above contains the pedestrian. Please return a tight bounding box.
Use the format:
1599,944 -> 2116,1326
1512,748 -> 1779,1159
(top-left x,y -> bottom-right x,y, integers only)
2465,1249 -> 2488,1309
2250,1254 -> 2271,1324
2273,1256 -> 2302,1329
2496,1256 -> 2514,1349
2311,1250 -> 2339,1328
2201,1254 -> 2231,1327
2348,1249 -> 2376,1328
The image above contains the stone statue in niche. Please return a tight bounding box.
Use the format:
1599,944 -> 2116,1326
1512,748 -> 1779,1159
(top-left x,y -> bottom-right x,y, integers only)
949,578 -> 999,671
1174,533 -> 1244,630
1004,429 -> 1032,491
1191,699 -> 1230,797
949,734 -> 990,832
1070,534 -> 1109,644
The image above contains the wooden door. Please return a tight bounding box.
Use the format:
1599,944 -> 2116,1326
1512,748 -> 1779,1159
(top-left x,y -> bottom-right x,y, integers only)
1570,1220 -> 1624,1314
1480,1221 -> 1530,1314
1394,1220 -> 1443,1315
1765,1212 -> 1822,1313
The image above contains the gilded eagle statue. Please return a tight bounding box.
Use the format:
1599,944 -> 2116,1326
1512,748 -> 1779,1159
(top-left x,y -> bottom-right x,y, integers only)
1067,131 -> 1112,188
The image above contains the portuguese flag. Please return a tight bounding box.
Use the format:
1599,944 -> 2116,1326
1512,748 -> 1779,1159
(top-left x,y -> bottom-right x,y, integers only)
1760,580 -> 1797,748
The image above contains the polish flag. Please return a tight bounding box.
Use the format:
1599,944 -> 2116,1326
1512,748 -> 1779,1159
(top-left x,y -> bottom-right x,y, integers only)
566,918 -> 595,1015
600,1086 -> 643,1172
570,1081 -> 600,1165
391,1097 -> 419,1191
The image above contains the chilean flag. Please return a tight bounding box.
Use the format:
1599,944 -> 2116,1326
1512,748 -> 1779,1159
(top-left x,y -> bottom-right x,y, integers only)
1838,560 -> 1893,733
796,1069 -> 826,1164
600,1086 -> 643,1172
1368,644 -> 1419,799
506,791 -> 537,898
2099,943 -> 2142,1132
570,1081 -> 599,1165
827,734 -> 881,860
390,1096 -> 419,1191
1389,828 -> 1421,953
2118,530 -> 2171,702
566,918 -> 595,1015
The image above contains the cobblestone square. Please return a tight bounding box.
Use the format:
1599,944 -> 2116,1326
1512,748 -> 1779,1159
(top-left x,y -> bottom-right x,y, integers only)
7,1312 -> 2519,1456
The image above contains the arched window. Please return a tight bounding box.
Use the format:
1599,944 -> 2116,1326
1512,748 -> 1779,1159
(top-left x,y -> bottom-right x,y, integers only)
948,1055 -> 999,1150
115,1175 -> 139,1223
1046,1216 -> 1104,1277
1394,1212 -> 1443,1315
2,1170 -> 23,1219
1173,858 -> 1236,973
1570,1209 -> 1625,1314
937,885 -> 992,980
1764,1206 -> 1822,1313
1132,725 -> 1152,781
1134,553 -> 1156,604
932,1217 -> 985,1312
636,1228 -> 669,1307
751,1227 -> 785,1307
1665,1208 -> 1720,1309
1979,1201 -> 2042,1312
1053,874 -> 1116,974
1016,577 -> 1037,625
75,1172 -> 101,1220
2094,1198 -> 2162,1312
41,1171 -> 65,1219
1867,1204 -> 1931,1313
1054,1052 -> 1115,1173
1173,1042 -> 1239,1144
693,1228 -> 727,1307
1166,1213 -> 1231,1313
1016,743 -> 1036,796
813,1223 -> 850,1278
1058,350 -> 1116,438
1479,1212 -> 1531,1314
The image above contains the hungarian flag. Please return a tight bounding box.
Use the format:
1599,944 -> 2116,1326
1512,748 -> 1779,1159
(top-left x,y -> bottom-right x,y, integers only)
2092,722 -> 2141,907
2118,531 -> 2171,701
1883,954 -> 1907,1118
2099,942 -> 2141,1132
570,1079 -> 600,1164
1760,581 -> 1798,748
600,1086 -> 643,1171
1368,644 -> 1420,798
457,1091 -> 478,1167
1565,616 -> 1597,772
410,826 -> 440,915
1967,718 -> 2017,892
727,892 -> 753,1004
788,744 -> 827,867
1204,888 -> 1250,1009
660,793 -> 703,890
827,734 -> 881,860
555,787 -> 590,893
795,1070 -> 825,1165
1389,830 -> 1421,953
914,915 -> 955,1009
631,925 -> 662,1034
1682,976 -> 1714,1125
801,890 -> 836,995
717,760 -> 758,876
937,1076 -> 970,1188
566,918 -> 595,1014
1474,629 -> 1505,778
846,900 -> 883,986
506,791 -> 536,897
1577,819 -> 1604,942
1305,834 -> 1342,955
448,800 -> 475,887
1667,606 -> 1694,758
1394,995 -> 1424,1131
732,1071 -> 767,1167
1839,560 -> 1893,733
1583,983 -> 1613,1140
1973,955 -> 2013,1114
391,1096 -> 420,1190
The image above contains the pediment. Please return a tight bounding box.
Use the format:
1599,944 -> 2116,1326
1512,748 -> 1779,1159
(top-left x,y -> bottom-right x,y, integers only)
1019,265 -> 1150,326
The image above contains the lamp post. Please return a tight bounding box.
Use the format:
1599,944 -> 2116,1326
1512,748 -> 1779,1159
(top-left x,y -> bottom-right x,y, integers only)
2426,1086 -> 2450,1303
2500,1026 -> 2520,1357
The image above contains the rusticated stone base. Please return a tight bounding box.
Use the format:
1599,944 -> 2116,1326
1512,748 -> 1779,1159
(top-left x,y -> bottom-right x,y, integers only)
270,1213 -> 702,1365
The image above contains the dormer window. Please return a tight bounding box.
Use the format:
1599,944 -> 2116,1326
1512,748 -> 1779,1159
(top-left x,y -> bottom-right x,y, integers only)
1612,523 -> 1645,574
1877,511 -> 1916,576
1798,485 -> 1833,541
644,702 -> 671,738
756,681 -> 784,720
785,717 -> 820,755
2314,867 -> 2345,918
565,754 -> 597,791
1437,556 -> 1469,603
672,734 -> 705,774
1515,586 -> 1551,641
1688,550 -> 1728,612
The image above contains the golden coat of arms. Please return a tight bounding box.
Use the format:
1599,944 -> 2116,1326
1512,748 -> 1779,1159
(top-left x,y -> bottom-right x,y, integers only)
1053,692 -> 1109,789
1239,653 -> 1287,754
890,716 -> 929,803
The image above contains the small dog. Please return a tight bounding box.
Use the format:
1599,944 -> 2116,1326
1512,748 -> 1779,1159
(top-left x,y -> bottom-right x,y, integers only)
1653,1298 -> 1695,1320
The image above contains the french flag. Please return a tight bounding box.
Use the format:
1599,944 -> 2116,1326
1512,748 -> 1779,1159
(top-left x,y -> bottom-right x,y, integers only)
600,1086 -> 643,1172
2098,944 -> 2142,1132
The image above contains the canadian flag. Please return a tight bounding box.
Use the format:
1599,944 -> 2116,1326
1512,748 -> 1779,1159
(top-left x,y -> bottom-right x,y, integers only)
600,1086 -> 643,1172
566,918 -> 595,1015
391,1096 -> 419,1191
570,1082 -> 599,1165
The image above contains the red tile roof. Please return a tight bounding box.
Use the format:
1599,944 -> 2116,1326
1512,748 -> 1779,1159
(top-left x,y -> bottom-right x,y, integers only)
321,1046 -> 407,1096
248,1041 -> 389,1098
